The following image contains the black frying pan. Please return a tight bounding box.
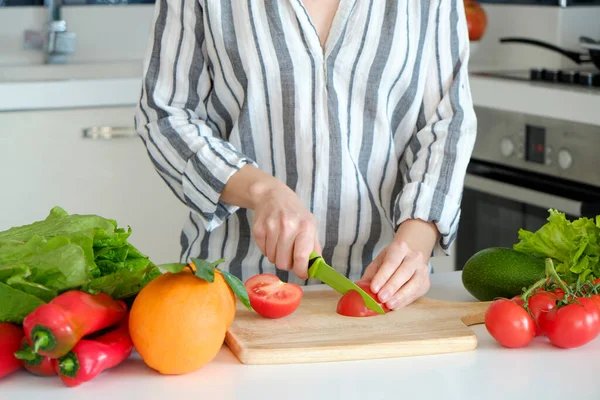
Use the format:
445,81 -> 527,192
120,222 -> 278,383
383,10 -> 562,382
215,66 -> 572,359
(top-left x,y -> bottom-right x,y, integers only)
499,36 -> 600,71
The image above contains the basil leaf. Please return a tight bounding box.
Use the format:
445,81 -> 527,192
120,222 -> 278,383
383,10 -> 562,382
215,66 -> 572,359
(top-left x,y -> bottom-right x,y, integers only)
191,258 -> 215,283
159,263 -> 189,274
219,269 -> 252,310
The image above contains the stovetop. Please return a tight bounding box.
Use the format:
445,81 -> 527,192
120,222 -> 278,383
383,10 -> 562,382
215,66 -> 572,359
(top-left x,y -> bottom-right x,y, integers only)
473,68 -> 600,90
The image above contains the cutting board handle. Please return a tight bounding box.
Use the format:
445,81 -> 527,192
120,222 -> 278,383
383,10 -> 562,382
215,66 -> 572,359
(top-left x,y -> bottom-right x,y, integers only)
419,297 -> 492,327
461,303 -> 491,326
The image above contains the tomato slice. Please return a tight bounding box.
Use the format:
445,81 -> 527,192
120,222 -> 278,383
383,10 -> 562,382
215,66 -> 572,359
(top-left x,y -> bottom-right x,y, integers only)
336,281 -> 390,317
244,274 -> 303,319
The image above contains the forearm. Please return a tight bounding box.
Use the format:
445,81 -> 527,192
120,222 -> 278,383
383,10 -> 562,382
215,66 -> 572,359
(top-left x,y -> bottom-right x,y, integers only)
393,219 -> 439,262
221,164 -> 287,210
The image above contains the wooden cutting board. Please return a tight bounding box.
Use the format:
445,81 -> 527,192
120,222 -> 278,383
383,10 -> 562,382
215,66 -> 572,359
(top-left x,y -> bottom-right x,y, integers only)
225,287 -> 492,365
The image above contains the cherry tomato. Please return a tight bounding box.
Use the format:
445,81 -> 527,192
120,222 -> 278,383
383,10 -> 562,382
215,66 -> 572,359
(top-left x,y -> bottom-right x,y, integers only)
528,292 -> 557,336
511,295 -> 525,306
485,299 -> 536,348
544,297 -> 600,349
590,294 -> 600,311
336,281 -> 390,317
552,288 -> 566,300
244,274 -> 303,319
511,292 -> 557,336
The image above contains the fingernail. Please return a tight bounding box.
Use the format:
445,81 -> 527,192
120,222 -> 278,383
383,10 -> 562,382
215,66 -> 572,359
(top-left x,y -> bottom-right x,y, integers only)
387,299 -> 398,309
379,290 -> 391,303
372,282 -> 381,293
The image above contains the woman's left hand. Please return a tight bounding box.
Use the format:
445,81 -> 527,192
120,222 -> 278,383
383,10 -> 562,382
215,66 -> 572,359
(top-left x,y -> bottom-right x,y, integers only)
361,219 -> 438,310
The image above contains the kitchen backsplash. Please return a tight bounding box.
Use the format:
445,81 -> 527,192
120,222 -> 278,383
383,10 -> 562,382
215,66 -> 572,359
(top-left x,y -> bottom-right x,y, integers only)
0,3 -> 598,68
0,5 -> 155,65
0,0 -> 151,5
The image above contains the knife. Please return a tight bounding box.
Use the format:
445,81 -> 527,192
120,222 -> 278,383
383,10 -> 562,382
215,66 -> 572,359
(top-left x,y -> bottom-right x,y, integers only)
307,252 -> 385,315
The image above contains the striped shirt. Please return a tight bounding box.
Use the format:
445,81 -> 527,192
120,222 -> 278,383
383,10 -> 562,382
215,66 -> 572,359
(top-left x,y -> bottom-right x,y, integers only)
134,0 -> 478,285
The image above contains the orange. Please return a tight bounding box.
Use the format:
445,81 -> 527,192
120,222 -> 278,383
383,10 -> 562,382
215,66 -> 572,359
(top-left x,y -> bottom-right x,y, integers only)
186,263 -> 236,328
214,270 -> 236,328
128,269 -> 228,375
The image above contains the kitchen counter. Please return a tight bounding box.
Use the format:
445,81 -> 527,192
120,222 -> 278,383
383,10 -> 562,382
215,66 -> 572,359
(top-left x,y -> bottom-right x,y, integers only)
1,62 -> 599,129
469,73 -> 600,127
3,271 -> 600,400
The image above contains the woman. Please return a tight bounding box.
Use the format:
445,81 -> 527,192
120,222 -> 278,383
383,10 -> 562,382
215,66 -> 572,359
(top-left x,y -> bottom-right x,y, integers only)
134,0 -> 477,310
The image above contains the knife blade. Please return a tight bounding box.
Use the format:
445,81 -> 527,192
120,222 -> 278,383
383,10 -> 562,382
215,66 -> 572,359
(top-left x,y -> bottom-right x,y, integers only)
307,252 -> 385,315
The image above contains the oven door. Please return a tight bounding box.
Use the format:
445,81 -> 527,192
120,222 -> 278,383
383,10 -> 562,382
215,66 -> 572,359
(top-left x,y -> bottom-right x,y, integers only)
454,160 -> 600,270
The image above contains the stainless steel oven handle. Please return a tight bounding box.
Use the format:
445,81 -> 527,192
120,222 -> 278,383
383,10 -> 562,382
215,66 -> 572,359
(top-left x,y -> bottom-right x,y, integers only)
464,173 -> 583,217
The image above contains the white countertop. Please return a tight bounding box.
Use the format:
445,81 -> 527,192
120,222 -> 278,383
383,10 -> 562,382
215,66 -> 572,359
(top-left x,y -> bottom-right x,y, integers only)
0,62 -> 143,111
469,73 -> 600,127
3,271 -> 600,400
1,61 -> 599,129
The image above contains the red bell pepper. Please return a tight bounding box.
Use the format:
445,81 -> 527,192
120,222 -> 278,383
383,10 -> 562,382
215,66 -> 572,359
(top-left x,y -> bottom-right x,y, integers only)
0,322 -> 23,379
53,314 -> 133,387
23,290 -> 127,359
14,337 -> 56,376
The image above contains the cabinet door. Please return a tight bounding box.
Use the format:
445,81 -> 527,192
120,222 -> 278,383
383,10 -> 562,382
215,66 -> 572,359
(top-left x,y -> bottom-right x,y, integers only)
0,106 -> 189,265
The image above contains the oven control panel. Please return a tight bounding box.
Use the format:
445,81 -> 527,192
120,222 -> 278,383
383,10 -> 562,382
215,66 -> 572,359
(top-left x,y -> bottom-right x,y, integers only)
472,106 -> 600,188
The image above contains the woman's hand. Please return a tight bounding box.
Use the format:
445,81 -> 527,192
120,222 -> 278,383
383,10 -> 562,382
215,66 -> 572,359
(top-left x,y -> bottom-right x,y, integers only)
251,183 -> 321,280
361,219 -> 438,310
221,165 -> 321,280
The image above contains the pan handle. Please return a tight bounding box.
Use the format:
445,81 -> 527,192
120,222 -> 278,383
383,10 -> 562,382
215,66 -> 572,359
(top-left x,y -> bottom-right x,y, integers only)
499,37 -> 591,64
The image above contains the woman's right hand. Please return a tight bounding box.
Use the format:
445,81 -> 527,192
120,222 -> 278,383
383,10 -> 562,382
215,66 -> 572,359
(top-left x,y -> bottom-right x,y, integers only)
220,165 -> 321,280
251,183 -> 321,280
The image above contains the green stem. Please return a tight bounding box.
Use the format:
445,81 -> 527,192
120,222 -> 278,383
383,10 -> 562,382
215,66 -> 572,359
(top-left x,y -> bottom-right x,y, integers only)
58,352 -> 80,379
523,278 -> 547,298
33,331 -> 50,353
545,258 -> 570,294
14,349 -> 38,362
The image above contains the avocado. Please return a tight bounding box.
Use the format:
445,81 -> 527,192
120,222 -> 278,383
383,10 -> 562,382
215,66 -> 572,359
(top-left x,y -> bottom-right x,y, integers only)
461,247 -> 546,301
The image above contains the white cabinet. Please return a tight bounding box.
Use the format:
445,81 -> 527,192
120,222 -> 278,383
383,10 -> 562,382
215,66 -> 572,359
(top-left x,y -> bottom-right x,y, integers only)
0,106 -> 189,265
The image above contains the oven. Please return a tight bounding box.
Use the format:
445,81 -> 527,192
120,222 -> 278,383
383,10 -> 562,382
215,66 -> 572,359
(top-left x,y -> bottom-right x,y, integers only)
454,106 -> 600,270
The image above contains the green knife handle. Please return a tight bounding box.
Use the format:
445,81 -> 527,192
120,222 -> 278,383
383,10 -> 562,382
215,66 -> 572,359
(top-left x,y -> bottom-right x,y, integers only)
307,252 -> 321,279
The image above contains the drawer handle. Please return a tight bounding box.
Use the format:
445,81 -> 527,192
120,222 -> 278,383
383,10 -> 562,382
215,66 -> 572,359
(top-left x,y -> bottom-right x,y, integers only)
83,126 -> 137,139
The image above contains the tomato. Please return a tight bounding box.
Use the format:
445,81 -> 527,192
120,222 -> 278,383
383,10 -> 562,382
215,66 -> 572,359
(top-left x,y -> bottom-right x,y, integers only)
464,0 -> 487,41
544,297 -> 600,349
511,295 -> 524,306
244,274 -> 303,319
336,281 -> 390,317
590,294 -> 600,311
484,299 -> 536,348
511,292 -> 557,336
528,292 -> 558,336
552,287 -> 566,300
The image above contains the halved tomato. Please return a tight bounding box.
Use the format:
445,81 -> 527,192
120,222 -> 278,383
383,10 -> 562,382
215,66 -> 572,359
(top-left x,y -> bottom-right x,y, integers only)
336,281 -> 390,317
244,274 -> 303,319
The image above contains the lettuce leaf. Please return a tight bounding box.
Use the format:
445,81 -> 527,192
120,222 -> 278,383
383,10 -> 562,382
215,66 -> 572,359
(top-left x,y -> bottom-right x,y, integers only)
81,266 -> 162,299
0,282 -> 46,324
513,209 -> 600,284
0,206 -> 116,243
0,206 -> 161,323
0,236 -> 90,291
